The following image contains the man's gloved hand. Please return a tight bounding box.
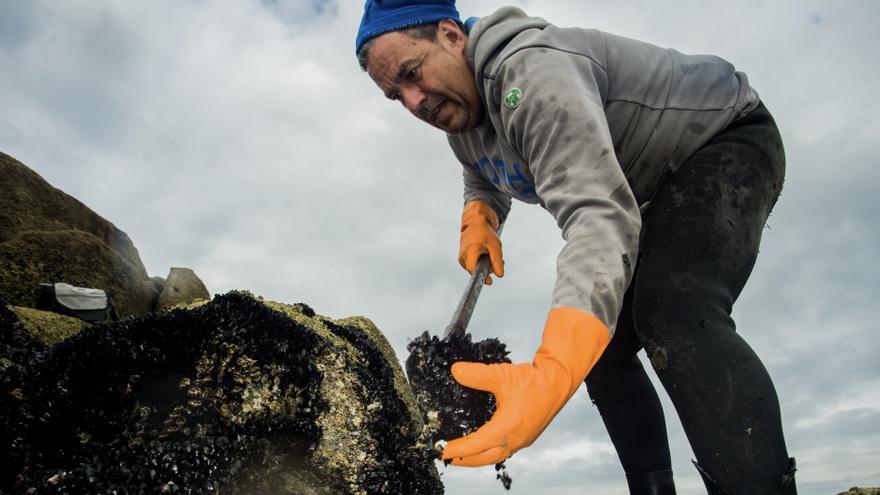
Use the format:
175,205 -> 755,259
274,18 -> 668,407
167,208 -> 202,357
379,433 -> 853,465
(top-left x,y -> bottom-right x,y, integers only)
441,307 -> 611,466
459,200 -> 504,285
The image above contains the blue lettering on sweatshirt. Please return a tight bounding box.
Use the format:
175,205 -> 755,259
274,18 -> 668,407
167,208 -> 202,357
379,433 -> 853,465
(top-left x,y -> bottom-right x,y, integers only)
469,156 -> 538,201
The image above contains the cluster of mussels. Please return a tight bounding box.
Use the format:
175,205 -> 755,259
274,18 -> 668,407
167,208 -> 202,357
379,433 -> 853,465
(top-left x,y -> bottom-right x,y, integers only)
0,292 -> 442,494
405,331 -> 513,489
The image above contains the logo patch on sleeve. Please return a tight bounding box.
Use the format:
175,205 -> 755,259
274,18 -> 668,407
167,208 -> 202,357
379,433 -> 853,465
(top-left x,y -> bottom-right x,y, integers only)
503,87 -> 523,109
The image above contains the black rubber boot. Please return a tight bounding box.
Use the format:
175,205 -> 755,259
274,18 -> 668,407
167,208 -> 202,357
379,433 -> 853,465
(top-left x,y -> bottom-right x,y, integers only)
694,458 -> 797,495
779,458 -> 798,494
625,469 -> 676,495
693,462 -> 731,495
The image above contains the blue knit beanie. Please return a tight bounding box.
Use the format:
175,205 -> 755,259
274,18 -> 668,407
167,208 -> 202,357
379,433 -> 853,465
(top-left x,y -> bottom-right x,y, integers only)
355,0 -> 461,56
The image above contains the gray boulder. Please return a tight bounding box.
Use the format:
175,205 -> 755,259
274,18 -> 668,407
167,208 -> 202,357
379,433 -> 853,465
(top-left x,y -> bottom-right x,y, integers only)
156,267 -> 210,310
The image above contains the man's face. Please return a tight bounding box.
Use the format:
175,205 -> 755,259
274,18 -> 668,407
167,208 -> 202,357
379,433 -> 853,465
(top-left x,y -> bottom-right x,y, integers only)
366,20 -> 483,134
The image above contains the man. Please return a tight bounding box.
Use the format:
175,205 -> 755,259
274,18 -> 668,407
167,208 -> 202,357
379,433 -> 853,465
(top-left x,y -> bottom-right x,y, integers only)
356,1 -> 797,494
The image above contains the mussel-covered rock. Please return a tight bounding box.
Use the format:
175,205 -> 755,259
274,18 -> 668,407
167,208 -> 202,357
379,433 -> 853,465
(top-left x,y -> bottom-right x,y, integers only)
406,331 -> 510,445
1,292 -> 442,494
406,332 -> 513,489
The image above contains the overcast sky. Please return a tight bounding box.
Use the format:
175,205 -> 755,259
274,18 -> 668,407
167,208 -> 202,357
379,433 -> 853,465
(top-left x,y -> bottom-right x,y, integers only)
1,1 -> 878,493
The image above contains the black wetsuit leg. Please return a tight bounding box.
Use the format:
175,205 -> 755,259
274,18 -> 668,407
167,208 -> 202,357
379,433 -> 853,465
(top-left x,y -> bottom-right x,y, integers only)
587,284 -> 677,494
586,103 -> 795,494
634,102 -> 794,494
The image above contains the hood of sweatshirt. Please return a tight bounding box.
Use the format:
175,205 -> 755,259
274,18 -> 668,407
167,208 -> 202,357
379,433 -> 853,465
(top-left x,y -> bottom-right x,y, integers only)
465,7 -> 549,100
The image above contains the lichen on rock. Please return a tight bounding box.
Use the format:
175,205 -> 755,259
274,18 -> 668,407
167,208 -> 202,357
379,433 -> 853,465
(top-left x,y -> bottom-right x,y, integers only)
0,292 -> 443,494
7,304 -> 86,345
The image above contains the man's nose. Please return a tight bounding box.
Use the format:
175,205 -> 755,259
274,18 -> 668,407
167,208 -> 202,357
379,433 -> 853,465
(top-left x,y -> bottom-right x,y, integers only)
400,86 -> 427,115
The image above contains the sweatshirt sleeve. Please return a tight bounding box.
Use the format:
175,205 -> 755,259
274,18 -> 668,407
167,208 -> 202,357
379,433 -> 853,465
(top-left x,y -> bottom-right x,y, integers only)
449,137 -> 513,223
495,47 -> 641,334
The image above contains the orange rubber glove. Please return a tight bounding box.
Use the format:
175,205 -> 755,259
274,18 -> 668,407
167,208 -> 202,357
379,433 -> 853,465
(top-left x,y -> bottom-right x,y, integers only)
441,307 -> 611,466
458,200 -> 504,285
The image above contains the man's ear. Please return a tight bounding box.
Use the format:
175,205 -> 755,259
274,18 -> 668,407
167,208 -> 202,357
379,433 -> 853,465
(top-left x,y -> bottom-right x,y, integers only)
437,18 -> 466,51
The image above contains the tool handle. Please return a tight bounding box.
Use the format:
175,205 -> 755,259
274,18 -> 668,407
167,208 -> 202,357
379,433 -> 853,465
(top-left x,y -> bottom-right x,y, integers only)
444,221 -> 505,339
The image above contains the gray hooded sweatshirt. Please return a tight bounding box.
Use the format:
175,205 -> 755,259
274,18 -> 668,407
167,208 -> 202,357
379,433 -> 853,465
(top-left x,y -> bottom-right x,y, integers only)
447,7 -> 759,334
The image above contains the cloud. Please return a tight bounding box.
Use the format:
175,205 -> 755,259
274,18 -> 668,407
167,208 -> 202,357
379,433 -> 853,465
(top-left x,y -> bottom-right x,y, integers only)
261,0 -> 339,25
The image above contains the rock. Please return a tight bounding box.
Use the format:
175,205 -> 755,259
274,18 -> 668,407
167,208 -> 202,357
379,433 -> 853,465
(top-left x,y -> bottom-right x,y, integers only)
0,292 -> 443,494
156,267 -> 210,310
7,305 -> 85,346
0,230 -> 159,318
838,489 -> 880,495
0,151 -> 158,317
150,276 -> 167,294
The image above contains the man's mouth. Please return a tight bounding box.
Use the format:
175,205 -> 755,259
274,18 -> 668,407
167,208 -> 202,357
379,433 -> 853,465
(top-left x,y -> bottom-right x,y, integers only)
429,100 -> 447,124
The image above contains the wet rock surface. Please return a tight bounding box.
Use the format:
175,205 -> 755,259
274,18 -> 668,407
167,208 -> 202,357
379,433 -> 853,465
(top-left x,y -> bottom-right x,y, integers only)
1,292 -> 442,494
